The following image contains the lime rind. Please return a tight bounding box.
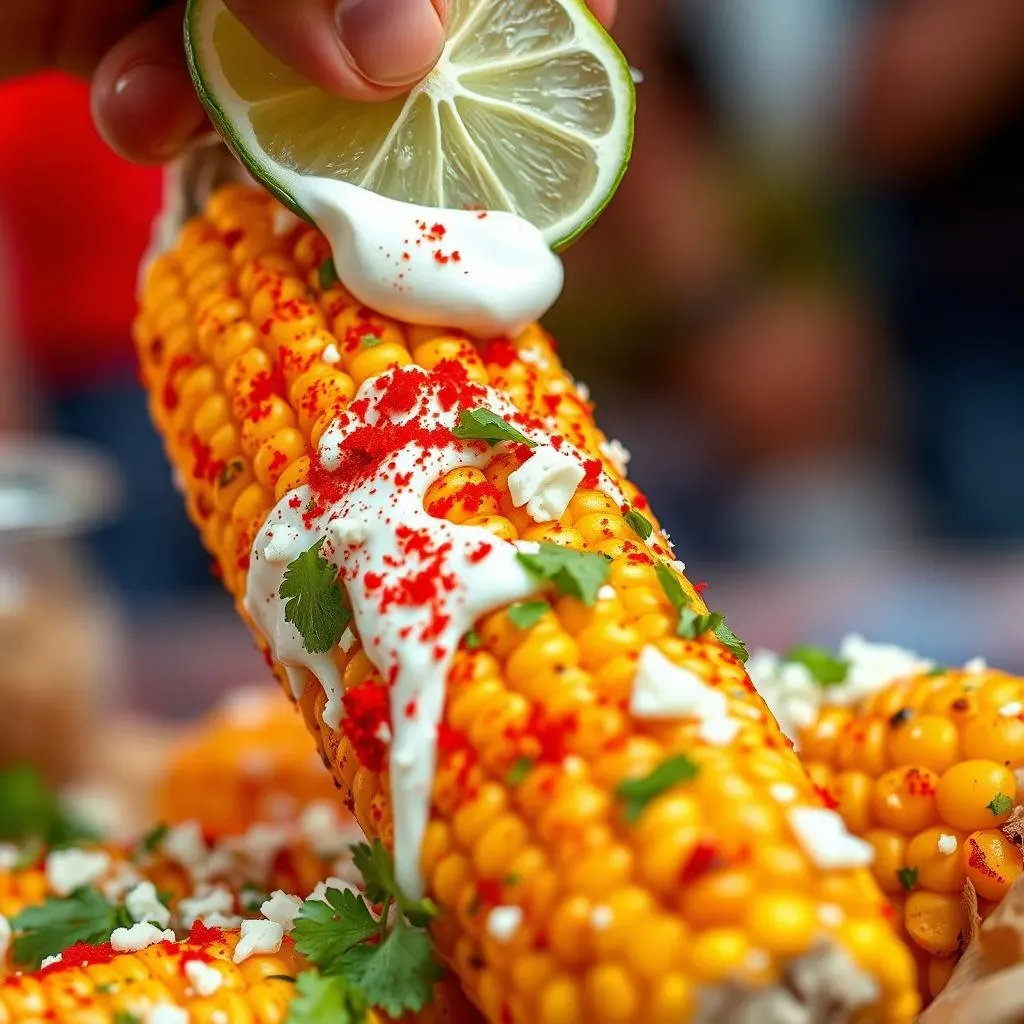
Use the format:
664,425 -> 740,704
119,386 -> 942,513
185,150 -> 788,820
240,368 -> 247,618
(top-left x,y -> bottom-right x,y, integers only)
184,0 -> 634,249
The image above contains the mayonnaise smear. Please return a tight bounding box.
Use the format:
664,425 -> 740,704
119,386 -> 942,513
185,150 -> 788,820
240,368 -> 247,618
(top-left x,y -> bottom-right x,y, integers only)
281,170 -> 564,339
245,364 -> 629,897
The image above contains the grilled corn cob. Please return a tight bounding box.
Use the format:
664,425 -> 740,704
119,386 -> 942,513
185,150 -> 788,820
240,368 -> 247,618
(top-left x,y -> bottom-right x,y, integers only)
156,686 -> 343,836
133,182 -> 919,1023
773,650 -> 1024,1003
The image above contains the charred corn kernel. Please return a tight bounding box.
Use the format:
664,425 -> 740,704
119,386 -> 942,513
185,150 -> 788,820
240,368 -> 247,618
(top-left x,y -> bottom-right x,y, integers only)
135,184 -> 919,1024
962,829 -> 1024,900
871,767 -> 939,834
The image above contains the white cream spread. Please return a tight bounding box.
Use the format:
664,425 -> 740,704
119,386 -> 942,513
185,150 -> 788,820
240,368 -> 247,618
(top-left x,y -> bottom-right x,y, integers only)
284,172 -> 563,339
245,364 -> 630,897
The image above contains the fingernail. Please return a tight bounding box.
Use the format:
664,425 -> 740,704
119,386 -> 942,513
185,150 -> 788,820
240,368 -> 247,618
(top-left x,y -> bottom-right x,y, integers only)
336,0 -> 446,87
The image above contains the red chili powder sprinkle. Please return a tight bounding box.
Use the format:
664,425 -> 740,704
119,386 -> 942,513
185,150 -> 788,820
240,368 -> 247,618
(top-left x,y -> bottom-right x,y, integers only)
427,480 -> 500,519
341,680 -> 392,773
482,339 -> 518,368
694,581 -> 708,594
433,250 -> 451,265
581,459 -> 602,489
431,223 -> 447,237
404,699 -> 417,719
468,542 -> 492,564
189,435 -> 226,484
814,784 -> 839,810
678,840 -> 722,885
189,920 -> 224,946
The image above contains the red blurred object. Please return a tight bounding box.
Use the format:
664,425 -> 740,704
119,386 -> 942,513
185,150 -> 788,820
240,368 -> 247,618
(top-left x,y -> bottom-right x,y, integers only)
0,72 -> 162,386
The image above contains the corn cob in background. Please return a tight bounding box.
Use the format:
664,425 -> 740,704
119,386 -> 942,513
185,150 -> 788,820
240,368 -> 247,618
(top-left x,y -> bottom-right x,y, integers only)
751,642 -> 1024,1005
131,181 -> 921,1023
155,686 -> 343,836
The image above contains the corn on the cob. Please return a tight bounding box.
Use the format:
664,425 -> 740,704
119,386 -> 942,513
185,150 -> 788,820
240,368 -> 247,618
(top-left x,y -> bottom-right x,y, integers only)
133,182 -> 919,1023
155,686 -> 343,836
785,653 -> 1024,1004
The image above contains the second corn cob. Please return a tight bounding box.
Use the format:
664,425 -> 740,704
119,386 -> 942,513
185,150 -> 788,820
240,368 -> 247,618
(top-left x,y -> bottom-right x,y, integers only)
133,183 -> 920,1023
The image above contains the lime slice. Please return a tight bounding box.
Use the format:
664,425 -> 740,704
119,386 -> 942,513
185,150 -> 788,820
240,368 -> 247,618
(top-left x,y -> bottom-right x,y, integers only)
184,0 -> 635,248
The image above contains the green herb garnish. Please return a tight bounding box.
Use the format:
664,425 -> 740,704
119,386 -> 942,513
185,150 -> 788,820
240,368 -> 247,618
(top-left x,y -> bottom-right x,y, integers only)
506,757 -> 534,786
451,408 -> 536,448
623,508 -> 653,541
318,258 -> 339,290
0,766 -> 97,847
988,793 -> 1014,816
507,601 -> 549,630
279,538 -> 351,655
784,645 -> 849,686
897,867 -> 918,893
516,544 -> 610,605
615,755 -> 700,823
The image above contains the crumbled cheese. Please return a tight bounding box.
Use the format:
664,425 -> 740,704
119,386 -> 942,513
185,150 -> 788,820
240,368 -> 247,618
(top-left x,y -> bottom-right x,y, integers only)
146,1005 -> 189,1024
261,890 -> 302,933
965,656 -> 987,674
937,833 -> 958,856
575,380 -> 591,402
515,540 -> 541,555
125,881 -> 171,928
817,903 -> 844,928
162,821 -> 209,875
517,348 -> 548,369
185,958 -> 224,996
321,343 -> 341,364
45,848 -> 110,896
0,914 -> 10,964
599,438 -> 630,476
589,905 -> 613,930
40,954 -> 62,968
178,886 -> 237,929
263,525 -> 303,564
507,445 -> 585,523
1000,702 -> 1023,718
769,783 -> 798,804
307,877 -> 359,903
787,807 -> 874,870
111,922 -> 175,952
597,585 -> 617,601
667,559 -> 686,576
299,801 -> 352,858
630,645 -> 728,721
485,906 -> 523,942
232,919 -> 284,963
329,517 -> 368,547
102,861 -> 144,902
698,716 -> 741,746
0,844 -> 18,871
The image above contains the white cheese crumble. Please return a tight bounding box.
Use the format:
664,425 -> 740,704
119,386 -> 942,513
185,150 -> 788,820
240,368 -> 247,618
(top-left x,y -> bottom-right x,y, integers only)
45,848 -> 110,896
307,876 -> 359,903
575,380 -> 591,402
111,922 -> 175,952
630,646 -> 728,721
0,844 -> 18,871
146,1005 -> 189,1024
125,881 -> 171,928
937,833 -> 958,856
599,438 -> 630,476
485,906 -> 523,942
769,783 -> 798,804
597,585 -> 617,601
185,958 -> 224,997
263,525 -> 303,565
102,861 -> 144,903
507,445 -> 585,523
0,914 -> 10,965
178,886 -> 238,930
40,954 -> 62,968
698,717 -> 741,746
965,656 -> 988,674
261,890 -> 303,933
162,821 -> 209,875
589,905 -> 613,930
787,807 -> 874,870
328,517 -> 368,548
321,343 -> 341,364
1000,702 -> 1023,718
233,919 -> 285,963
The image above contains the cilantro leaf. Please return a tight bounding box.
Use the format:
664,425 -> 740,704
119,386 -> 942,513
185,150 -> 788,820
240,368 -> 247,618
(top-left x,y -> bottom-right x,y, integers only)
351,841 -> 438,928
897,867 -> 918,893
615,755 -> 700,824
292,888 -> 379,974
926,664 -> 948,677
338,917 -> 442,1018
279,538 -> 351,655
137,821 -> 168,855
654,562 -> 688,612
114,1012 -> 142,1024
712,617 -> 749,665
988,793 -> 1014,816
623,508 -> 653,541
463,629 -> 482,650
506,757 -> 534,786
507,601 -> 549,630
318,258 -> 339,291
451,408 -> 536,448
360,333 -> 382,349
0,766 -> 98,846
784,645 -> 849,686
677,609 -> 749,664
11,887 -> 131,969
516,544 -> 610,605
286,971 -> 366,1024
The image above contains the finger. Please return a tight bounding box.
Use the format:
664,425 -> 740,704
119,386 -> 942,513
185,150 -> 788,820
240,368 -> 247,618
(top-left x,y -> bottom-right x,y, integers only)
588,0 -> 617,27
92,2 -> 210,163
224,0 -> 446,98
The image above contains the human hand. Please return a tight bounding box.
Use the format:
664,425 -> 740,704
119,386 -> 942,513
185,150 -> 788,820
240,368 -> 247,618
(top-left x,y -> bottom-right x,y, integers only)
1,0 -> 617,164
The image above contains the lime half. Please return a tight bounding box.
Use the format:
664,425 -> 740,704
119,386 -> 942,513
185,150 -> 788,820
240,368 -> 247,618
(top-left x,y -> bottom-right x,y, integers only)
184,0 -> 635,249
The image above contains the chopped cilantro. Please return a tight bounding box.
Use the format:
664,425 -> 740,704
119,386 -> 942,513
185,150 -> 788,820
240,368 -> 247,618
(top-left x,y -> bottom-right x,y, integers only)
96,983 -> 117,995
615,755 -> 700,823
516,544 -> 610,605
318,257 -> 339,291
360,333 -> 382,348
623,508 -> 653,541
926,665 -> 947,677
506,757 -> 534,786
711,616 -> 749,665
286,972 -> 366,1024
350,840 -> 437,927
897,867 -> 918,893
451,408 -> 536,448
507,601 -> 549,630
280,538 -> 351,655
293,888 -> 379,974
677,609 -> 748,664
138,821 -> 168,855
784,645 -> 849,686
463,629 -> 483,650
655,561 -> 688,612
0,766 -> 97,846
114,1013 -> 142,1024
988,793 -> 1014,816
11,887 -> 132,970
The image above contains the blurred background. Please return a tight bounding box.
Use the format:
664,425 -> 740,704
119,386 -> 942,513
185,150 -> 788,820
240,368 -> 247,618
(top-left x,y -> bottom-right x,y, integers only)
0,0 -> 1023,783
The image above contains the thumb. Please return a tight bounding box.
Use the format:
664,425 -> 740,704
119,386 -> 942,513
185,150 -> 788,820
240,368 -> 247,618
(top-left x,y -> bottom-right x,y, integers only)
223,0 -> 447,99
